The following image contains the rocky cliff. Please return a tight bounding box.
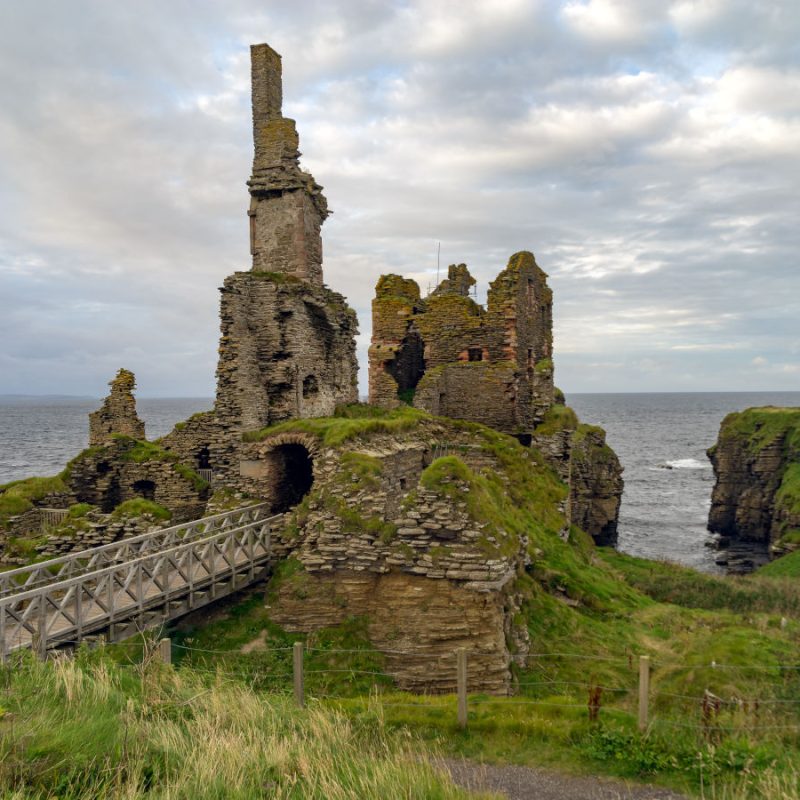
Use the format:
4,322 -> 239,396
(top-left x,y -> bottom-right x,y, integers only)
708,407 -> 800,556
531,405 -> 623,546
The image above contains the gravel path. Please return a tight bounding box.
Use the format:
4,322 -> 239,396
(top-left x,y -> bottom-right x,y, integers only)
442,759 -> 690,800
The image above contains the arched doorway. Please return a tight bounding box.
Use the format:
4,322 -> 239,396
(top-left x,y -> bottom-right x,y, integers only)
270,443 -> 314,513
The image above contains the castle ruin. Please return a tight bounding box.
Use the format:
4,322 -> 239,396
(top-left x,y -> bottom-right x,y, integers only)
369,255 -> 554,436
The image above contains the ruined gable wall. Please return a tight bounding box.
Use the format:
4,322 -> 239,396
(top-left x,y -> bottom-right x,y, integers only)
368,275 -> 423,409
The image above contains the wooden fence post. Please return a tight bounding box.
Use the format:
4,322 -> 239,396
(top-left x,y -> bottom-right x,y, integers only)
158,637 -> 171,665
457,648 -> 468,730
293,641 -> 305,708
638,655 -> 650,732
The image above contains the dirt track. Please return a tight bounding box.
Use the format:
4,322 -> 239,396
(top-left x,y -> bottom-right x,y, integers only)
443,758 -> 689,800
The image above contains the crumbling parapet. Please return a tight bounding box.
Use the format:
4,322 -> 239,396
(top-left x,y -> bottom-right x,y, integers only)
88,369 -> 146,446
368,251 -> 555,434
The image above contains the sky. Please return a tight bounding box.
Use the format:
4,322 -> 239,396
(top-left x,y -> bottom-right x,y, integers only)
0,0 -> 798,397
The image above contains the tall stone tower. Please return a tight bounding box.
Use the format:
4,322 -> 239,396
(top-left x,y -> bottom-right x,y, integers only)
247,45 -> 328,283
213,43 -> 358,433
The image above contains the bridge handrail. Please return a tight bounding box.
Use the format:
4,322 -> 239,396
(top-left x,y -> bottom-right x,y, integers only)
0,512 -> 282,610
0,503 -> 271,597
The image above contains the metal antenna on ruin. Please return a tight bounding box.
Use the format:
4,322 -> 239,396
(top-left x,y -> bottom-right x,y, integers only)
436,241 -> 441,286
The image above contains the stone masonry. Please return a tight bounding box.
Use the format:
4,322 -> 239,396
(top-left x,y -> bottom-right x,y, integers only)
213,44 -> 358,435
88,369 -> 145,446
368,252 -> 554,434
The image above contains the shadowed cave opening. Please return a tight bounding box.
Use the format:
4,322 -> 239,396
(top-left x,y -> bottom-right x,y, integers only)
132,479 -> 156,501
270,443 -> 314,514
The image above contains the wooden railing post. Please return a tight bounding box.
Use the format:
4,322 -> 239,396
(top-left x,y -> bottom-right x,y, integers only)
36,595 -> 48,659
638,655 -> 650,732
158,637 -> 171,665
457,648 -> 468,730
0,602 -> 6,663
75,585 -> 83,644
293,641 -> 305,708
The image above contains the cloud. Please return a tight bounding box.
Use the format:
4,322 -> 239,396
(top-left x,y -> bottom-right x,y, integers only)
0,0 -> 798,396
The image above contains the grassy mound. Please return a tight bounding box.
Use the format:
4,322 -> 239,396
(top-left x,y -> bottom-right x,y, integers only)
0,475 -> 68,529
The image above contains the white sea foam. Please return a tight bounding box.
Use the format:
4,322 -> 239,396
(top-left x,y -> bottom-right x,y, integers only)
665,458 -> 711,470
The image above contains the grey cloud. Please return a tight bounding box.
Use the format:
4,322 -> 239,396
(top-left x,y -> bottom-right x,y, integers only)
0,0 -> 798,397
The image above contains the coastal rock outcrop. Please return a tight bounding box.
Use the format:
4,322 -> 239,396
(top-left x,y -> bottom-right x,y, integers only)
708,407 -> 800,556
531,407 -> 623,546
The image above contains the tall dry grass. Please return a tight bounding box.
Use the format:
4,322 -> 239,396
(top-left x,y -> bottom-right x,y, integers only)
0,652 -> 492,799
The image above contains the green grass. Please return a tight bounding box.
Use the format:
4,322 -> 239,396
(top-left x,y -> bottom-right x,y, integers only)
242,405 -> 427,447
715,406 -> 800,455
758,549 -> 800,578
776,463 -> 800,517
0,651 -> 485,800
112,499 -> 172,521
0,475 -> 69,529
599,549 -> 800,616
533,403 -> 578,436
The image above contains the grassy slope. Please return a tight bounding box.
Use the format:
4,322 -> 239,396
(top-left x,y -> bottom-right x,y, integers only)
0,652 -> 489,800
163,408 -> 800,796
6,406 -> 800,797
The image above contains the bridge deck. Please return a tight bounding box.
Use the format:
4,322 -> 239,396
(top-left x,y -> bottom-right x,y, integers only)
0,504 -> 280,658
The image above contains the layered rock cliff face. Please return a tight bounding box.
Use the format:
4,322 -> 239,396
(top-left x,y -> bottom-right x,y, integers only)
246,408 -> 568,693
708,407 -> 800,555
531,406 -> 624,546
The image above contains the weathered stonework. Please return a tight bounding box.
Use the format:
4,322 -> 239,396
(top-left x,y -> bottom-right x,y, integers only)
212,44 -> 358,436
368,253 -> 554,434
66,438 -> 209,522
88,369 -> 145,446
247,44 -> 328,283
245,416 -> 564,693
214,274 -> 358,432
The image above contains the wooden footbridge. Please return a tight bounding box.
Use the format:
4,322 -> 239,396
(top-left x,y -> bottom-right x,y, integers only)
0,504 -> 281,660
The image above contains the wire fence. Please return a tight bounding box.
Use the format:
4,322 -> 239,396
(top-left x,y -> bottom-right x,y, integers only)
71,638 -> 799,738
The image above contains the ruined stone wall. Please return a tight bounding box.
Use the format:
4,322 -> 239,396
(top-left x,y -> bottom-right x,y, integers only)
211,44 -> 359,438
88,369 -> 145,446
67,439 -> 209,522
254,421 -> 535,693
215,274 -> 358,432
368,252 -> 555,433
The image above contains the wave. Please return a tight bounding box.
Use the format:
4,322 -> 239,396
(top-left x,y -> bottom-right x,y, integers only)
664,458 -> 711,470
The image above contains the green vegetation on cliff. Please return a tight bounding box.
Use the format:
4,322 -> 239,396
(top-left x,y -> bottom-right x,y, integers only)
712,406 -> 800,548
713,406 -> 800,455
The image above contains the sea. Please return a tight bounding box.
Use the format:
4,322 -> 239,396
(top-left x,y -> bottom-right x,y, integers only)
1,392 -> 799,572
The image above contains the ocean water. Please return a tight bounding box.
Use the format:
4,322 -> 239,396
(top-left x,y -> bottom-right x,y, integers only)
1,392 -> 799,571
0,397 -> 213,485
568,392 -> 800,572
